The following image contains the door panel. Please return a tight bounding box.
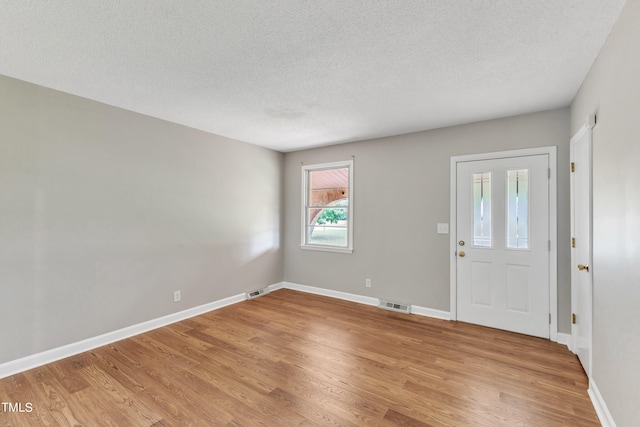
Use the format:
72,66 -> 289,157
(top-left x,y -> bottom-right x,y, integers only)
456,155 -> 550,338
571,126 -> 593,376
506,264 -> 530,313
471,261 -> 492,307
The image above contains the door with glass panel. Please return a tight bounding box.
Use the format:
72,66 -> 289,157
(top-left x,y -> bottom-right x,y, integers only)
456,155 -> 550,338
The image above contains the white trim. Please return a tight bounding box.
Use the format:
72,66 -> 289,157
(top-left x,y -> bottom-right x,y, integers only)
554,332 -> 571,349
589,380 -> 617,427
268,282 -> 284,292
1,280 -> 451,379
0,288 -> 273,379
281,282 -> 451,320
300,159 -> 354,253
450,147 -> 558,341
570,123 -> 593,145
450,146 -> 558,163
300,245 -> 353,254
450,157 -> 458,320
549,147 -> 558,342
410,305 -> 451,320
281,282 -> 378,306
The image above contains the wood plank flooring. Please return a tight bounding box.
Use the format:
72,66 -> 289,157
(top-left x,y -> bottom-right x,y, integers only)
0,289 -> 599,426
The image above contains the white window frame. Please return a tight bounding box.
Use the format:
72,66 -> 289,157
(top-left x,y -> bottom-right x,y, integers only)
301,160 -> 354,253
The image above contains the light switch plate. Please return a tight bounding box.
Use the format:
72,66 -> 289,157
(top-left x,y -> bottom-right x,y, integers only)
437,223 -> 449,234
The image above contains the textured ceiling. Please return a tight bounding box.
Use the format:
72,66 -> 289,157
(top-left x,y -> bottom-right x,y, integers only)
0,1 -> 627,152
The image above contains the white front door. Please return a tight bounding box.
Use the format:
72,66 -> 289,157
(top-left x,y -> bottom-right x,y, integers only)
456,154 -> 550,338
571,125 -> 593,376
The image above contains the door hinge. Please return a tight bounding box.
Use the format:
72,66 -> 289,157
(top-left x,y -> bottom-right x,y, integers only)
548,240 -> 551,251
548,168 -> 551,179
572,313 -> 577,324
572,237 -> 576,248
549,313 -> 552,324
571,162 -> 575,173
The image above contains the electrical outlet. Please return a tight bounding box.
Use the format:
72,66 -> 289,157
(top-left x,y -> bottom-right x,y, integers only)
173,290 -> 181,302
365,278 -> 372,288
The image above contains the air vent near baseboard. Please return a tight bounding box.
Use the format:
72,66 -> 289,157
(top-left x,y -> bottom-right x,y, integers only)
378,299 -> 411,314
246,287 -> 269,300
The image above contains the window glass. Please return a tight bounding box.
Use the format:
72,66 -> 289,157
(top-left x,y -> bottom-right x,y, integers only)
507,169 -> 529,249
473,172 -> 492,247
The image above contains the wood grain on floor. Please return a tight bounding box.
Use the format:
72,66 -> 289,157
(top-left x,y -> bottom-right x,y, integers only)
0,289 -> 598,426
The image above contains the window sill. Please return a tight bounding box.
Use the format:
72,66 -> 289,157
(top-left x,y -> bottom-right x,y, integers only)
300,244 -> 353,254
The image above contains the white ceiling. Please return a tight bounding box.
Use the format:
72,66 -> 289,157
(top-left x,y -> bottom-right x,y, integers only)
0,1 -> 627,152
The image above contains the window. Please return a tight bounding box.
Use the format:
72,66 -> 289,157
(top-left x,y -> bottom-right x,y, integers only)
507,169 -> 529,249
472,172 -> 492,248
301,160 -> 353,253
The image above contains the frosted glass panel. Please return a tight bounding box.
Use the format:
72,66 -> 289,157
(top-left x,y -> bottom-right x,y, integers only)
473,172 -> 492,247
507,169 -> 529,249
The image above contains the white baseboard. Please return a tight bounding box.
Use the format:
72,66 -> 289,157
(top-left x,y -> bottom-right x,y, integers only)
410,305 -> 451,320
280,281 -> 379,306
555,332 -> 571,349
268,282 -> 284,292
0,288 -> 263,379
1,280 -> 564,381
280,281 -> 451,320
1,281 -> 449,379
589,379 -> 617,427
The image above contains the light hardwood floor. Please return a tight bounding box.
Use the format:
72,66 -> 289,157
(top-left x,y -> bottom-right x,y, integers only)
0,289 -> 598,426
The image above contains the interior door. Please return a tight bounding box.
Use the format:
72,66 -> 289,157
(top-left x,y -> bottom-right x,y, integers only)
456,155 -> 550,338
571,126 -> 593,376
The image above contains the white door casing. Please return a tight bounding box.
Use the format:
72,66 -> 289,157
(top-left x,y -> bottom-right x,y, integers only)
450,147 -> 558,341
570,121 -> 594,376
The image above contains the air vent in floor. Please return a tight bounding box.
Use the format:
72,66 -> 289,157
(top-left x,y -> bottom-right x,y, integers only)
378,299 -> 411,314
246,287 -> 269,300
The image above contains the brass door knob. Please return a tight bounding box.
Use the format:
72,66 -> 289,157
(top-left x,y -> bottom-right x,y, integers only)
458,251 -> 465,257
578,264 -> 589,272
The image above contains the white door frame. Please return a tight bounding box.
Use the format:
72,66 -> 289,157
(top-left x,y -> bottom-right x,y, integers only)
450,147 -> 558,342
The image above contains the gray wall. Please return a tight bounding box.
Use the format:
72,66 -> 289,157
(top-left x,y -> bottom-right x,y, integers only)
571,0 -> 640,424
0,75 -> 284,364
284,108 -> 571,332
